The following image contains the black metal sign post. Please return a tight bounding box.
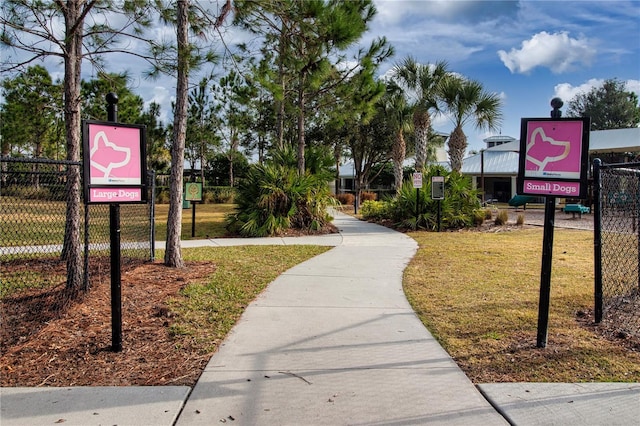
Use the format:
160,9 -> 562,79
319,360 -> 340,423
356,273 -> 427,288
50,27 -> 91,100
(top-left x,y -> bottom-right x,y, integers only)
516,98 -> 590,348
431,176 -> 445,232
82,92 -> 148,353
536,195 -> 555,347
593,158 -> 603,323
185,182 -> 202,238
106,93 -> 123,352
192,201 -> 197,238
535,101 -> 563,349
413,172 -> 422,218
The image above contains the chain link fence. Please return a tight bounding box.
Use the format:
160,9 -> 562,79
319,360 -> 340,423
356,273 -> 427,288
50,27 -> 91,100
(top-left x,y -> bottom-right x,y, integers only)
593,159 -> 640,345
1,156 -> 154,351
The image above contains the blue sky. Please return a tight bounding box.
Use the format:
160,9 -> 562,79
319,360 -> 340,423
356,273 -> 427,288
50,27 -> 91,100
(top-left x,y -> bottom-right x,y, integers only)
3,1 -> 638,157
366,0 -> 640,154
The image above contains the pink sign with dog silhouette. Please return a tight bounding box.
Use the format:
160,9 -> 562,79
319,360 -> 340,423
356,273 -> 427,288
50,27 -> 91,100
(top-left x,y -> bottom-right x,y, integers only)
517,118 -> 589,198
524,120 -> 584,179
89,124 -> 142,185
83,121 -> 146,204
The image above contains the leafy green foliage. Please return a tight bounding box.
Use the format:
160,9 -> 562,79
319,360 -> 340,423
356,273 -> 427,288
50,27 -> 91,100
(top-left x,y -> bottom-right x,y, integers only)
437,74 -> 503,172
233,0 -> 392,173
266,144 -> 335,182
0,65 -> 63,158
226,163 -> 336,237
566,78 -> 640,130
360,200 -> 389,221
81,72 -> 145,122
361,165 -> 481,231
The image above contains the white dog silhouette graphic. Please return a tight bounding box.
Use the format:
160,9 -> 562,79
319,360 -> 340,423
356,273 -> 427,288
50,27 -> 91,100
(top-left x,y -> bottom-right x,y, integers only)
90,130 -> 132,178
526,127 -> 571,172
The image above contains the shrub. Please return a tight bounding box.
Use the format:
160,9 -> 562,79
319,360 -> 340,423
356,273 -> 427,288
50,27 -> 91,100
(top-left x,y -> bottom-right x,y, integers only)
517,214 -> 525,226
202,189 -> 215,204
474,210 -> 486,226
210,187 -> 235,203
494,210 -> 509,226
361,200 -> 390,221
226,163 -> 336,237
335,193 -> 355,206
156,189 -> 170,204
389,166 -> 481,231
361,191 -> 377,202
3,185 -> 52,200
484,208 -> 493,220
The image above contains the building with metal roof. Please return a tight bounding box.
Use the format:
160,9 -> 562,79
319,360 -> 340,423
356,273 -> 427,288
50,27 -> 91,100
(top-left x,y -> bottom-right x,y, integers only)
335,127 -> 639,201
462,128 -> 640,203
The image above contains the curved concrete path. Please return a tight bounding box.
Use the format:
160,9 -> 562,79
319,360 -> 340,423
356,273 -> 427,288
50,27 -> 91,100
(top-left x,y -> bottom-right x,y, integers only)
176,212 -> 507,425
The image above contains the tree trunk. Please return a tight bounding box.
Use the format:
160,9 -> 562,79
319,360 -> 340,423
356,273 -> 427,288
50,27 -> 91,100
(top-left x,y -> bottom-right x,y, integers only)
228,151 -> 235,187
296,79 -> 306,175
413,110 -> 430,172
1,143 -> 7,187
275,25 -> 287,150
61,1 -> 84,293
334,143 -> 341,195
199,143 -> 206,186
164,0 -> 189,268
448,126 -> 467,173
392,129 -> 406,193
258,133 -> 265,165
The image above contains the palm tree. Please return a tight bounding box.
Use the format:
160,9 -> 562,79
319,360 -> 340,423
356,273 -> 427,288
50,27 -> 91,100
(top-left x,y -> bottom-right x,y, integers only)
383,82 -> 414,193
437,75 -> 502,173
392,57 -> 449,172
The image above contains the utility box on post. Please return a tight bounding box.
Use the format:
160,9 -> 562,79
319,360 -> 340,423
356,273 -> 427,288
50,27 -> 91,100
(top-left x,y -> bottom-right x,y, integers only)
431,176 -> 445,200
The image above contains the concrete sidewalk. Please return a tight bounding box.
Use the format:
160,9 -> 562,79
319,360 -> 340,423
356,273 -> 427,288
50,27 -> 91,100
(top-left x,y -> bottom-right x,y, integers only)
2,212 -> 638,425
175,212 -> 505,425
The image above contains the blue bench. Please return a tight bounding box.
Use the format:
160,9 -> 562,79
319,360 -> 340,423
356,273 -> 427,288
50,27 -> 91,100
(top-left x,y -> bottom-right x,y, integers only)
564,203 -> 590,218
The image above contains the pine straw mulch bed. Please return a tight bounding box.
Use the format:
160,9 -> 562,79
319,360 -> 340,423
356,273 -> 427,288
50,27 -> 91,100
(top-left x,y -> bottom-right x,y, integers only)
1,257 -> 217,387
1,223 -> 339,388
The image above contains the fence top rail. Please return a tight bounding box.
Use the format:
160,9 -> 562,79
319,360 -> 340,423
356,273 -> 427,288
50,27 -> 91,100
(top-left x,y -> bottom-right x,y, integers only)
603,168 -> 640,176
1,156 -> 81,166
596,159 -> 640,170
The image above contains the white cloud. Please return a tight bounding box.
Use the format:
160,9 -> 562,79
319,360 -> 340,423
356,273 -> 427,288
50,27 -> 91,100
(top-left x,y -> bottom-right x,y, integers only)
625,80 -> 640,99
373,1 -> 427,26
554,78 -> 604,103
498,31 -> 595,74
554,78 -> 640,104
373,0 -> 519,26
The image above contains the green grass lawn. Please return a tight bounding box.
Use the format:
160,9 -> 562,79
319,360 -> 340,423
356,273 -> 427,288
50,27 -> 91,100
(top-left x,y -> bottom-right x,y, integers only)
154,203 -> 236,240
404,228 -> 640,383
0,201 -> 236,246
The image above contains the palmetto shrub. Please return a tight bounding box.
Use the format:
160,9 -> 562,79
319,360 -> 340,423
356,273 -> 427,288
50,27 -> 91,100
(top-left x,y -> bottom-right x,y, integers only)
361,165 -> 481,231
226,163 -> 336,237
